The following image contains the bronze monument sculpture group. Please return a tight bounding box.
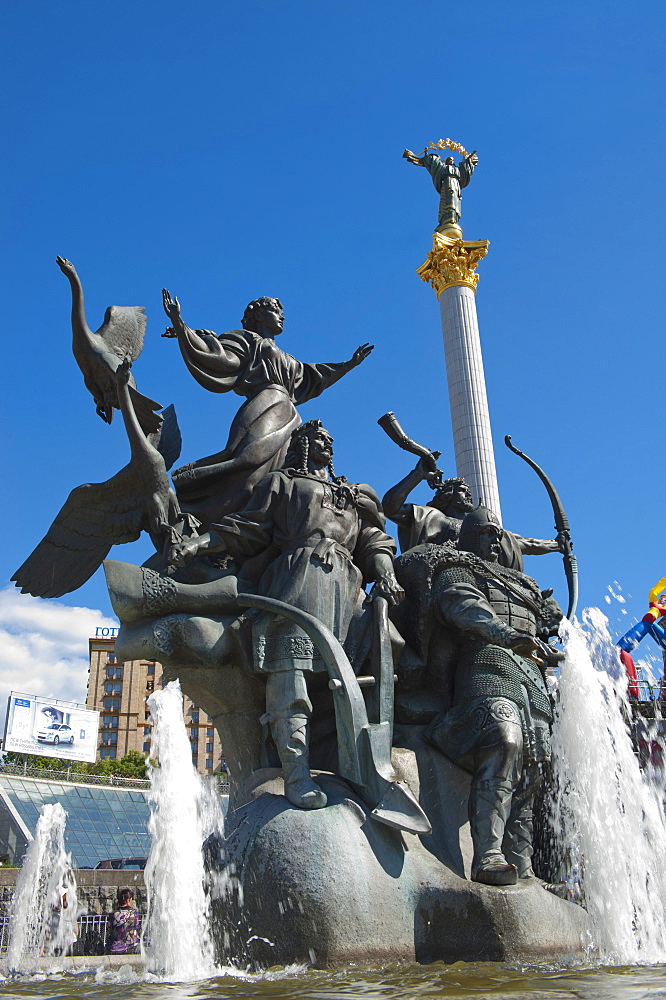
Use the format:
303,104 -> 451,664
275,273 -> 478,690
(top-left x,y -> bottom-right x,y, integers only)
12,144 -> 589,965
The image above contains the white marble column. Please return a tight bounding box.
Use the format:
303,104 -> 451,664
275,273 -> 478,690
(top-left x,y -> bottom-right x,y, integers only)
438,283 -> 502,520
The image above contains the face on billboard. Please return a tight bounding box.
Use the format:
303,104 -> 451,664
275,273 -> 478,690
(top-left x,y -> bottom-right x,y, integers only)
3,693 -> 100,764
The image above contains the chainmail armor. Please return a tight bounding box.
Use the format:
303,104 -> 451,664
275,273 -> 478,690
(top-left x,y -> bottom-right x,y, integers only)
455,641 -> 552,720
433,563 -> 552,720
434,564 -> 471,585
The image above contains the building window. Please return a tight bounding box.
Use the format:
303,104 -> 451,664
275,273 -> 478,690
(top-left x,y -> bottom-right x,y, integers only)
146,681 -> 154,692
207,728 -> 214,738
104,682 -> 121,695
108,653 -> 116,664
190,727 -> 198,737
102,716 -> 119,729
143,741 -> 151,752
206,743 -> 213,753
145,710 -> 151,720
191,743 -> 198,756
105,666 -> 123,680
147,663 -> 155,675
100,747 -> 116,760
144,726 -> 151,735
102,731 -> 117,745
206,759 -> 213,769
191,712 -> 199,723
103,698 -> 120,711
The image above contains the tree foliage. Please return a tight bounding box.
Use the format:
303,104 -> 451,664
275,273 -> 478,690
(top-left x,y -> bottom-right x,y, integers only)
2,750 -> 147,779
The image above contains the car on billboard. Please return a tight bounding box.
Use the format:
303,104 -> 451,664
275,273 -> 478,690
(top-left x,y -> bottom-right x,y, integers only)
36,723 -> 75,745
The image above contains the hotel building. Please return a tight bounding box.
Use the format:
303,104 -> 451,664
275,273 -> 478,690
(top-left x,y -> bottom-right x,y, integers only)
87,631 -> 226,775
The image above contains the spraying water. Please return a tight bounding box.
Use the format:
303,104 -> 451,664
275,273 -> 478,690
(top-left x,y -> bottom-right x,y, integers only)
143,680 -> 224,980
6,802 -> 78,972
551,608 -> 666,964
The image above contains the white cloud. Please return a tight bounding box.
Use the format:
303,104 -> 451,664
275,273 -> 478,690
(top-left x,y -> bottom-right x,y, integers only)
0,588 -> 118,732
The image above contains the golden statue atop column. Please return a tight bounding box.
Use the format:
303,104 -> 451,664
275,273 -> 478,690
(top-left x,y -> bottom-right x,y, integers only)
403,138 -> 489,297
403,137 -> 499,517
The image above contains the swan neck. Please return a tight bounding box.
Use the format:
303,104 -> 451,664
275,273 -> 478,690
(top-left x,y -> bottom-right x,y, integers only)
68,270 -> 88,337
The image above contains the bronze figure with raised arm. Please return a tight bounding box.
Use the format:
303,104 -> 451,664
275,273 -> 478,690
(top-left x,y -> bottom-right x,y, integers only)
403,147 -> 478,234
162,290 -> 373,527
383,455 -> 563,571
379,413 -> 564,570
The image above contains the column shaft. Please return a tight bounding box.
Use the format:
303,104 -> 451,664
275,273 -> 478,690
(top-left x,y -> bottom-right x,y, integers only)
438,284 -> 502,520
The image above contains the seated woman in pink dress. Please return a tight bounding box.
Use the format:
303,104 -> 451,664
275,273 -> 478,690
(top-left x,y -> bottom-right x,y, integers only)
108,888 -> 140,955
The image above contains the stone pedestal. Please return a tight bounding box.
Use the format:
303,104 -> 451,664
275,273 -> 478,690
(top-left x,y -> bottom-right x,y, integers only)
213,739 -> 590,968
417,233 -> 502,520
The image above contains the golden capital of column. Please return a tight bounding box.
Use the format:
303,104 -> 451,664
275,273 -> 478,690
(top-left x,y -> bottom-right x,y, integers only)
417,232 -> 490,297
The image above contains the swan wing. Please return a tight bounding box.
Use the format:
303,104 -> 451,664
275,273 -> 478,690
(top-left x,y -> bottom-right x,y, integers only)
11,467 -> 146,599
95,305 -> 147,362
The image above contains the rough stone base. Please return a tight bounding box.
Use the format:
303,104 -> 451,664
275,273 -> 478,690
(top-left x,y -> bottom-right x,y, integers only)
214,766 -> 590,969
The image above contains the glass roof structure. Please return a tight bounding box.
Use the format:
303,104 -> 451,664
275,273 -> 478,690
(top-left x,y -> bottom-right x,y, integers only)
0,774 -> 150,868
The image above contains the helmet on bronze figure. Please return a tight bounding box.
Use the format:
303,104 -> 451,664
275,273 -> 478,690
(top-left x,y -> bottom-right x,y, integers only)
458,506 -> 503,560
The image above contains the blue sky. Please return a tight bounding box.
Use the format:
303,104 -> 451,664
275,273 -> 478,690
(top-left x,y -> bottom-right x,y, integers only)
2,1 -> 665,705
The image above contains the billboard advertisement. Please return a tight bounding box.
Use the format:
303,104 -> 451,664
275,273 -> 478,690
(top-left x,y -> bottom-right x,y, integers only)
3,692 -> 100,764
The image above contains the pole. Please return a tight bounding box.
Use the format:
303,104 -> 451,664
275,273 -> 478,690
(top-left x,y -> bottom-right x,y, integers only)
417,231 -> 501,518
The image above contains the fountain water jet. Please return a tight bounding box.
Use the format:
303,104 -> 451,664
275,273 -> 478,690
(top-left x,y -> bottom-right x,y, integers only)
6,802 -> 78,972
550,608 -> 666,964
143,679 -> 224,980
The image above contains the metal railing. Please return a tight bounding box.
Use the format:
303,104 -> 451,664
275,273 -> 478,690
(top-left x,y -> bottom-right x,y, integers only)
0,913 -> 144,956
0,762 -> 149,789
0,761 -> 230,794
0,762 -> 150,789
74,913 -> 145,955
631,678 -> 665,703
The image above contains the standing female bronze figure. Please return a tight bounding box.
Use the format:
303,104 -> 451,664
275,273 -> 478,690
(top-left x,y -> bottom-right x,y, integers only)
162,291 -> 373,526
